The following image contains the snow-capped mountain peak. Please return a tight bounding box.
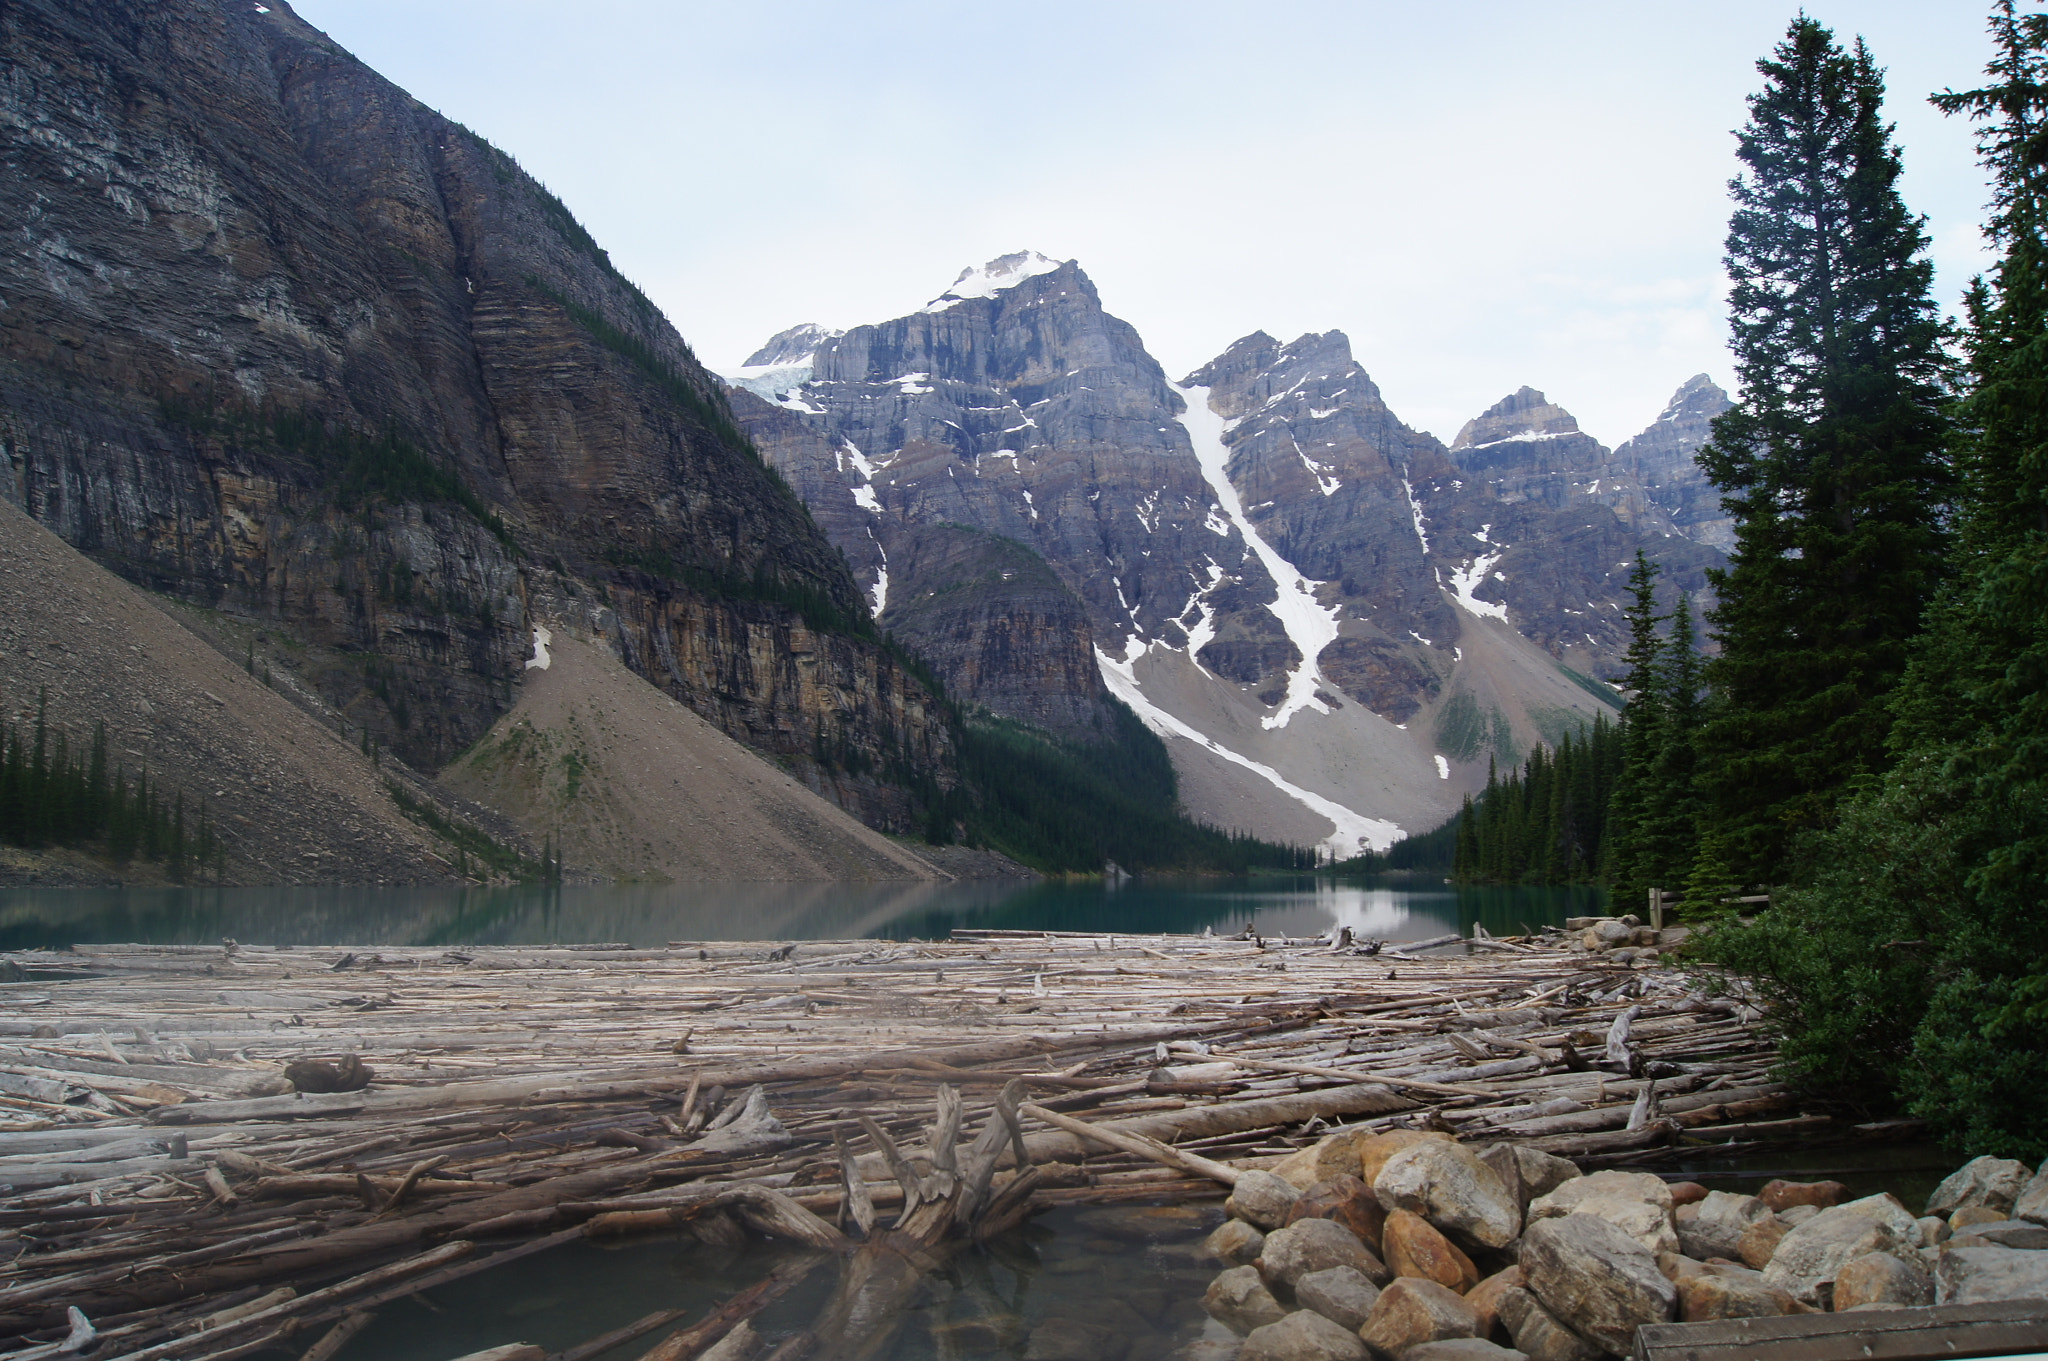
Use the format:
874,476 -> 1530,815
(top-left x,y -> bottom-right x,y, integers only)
922,250 -> 1065,313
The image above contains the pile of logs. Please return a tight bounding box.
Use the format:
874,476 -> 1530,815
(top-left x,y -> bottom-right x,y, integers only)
0,928 -> 1894,1360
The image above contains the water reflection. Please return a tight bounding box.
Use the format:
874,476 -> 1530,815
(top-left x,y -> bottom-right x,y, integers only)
0,875 -> 1605,950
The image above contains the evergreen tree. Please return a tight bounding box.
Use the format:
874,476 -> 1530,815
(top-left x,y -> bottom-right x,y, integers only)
1638,594 -> 1706,891
1695,18 -> 1954,882
1605,554 -> 1666,895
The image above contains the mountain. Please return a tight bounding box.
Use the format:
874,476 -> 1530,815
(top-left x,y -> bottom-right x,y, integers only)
1609,374 -> 1737,550
727,256 -> 1727,855
0,0 -> 954,841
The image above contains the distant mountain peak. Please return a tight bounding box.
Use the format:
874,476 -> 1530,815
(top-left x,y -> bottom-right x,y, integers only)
922,250 -> 1066,313
742,323 -> 841,369
1452,386 -> 1583,451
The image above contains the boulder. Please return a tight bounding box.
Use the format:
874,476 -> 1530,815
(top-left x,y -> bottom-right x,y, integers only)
1936,1242 -> 2048,1304
1383,1209 -> 1480,1294
1273,1131 -> 1379,1191
1477,1145 -> 1581,1214
1356,1131 -> 1453,1188
1294,1266 -> 1380,1332
2014,1163 -> 2048,1226
1915,1216 -> 1950,1247
1258,1218 -> 1387,1292
1833,1250 -> 1934,1311
1779,1204 -> 1822,1228
1356,1279 -> 1480,1360
1527,1169 -> 1678,1256
1401,1343 -> 1528,1361
1677,1191 -> 1770,1262
1738,1216 -> 1790,1269
1519,1213 -> 1678,1355
1676,1272 -> 1800,1321
1951,1206 -> 2009,1231
1239,1311 -> 1366,1361
1209,1220 -> 1268,1267
1465,1266 -> 1525,1340
1668,1182 -> 1710,1208
1927,1156 -> 2033,1217
1592,919 -> 1632,946
1955,1221 -> 2048,1250
1495,1287 -> 1603,1361
1229,1172 -> 1305,1231
1206,1266 -> 1289,1335
1761,1194 -> 1920,1308
1025,1320 -> 1126,1361
1656,1252 -> 1707,1282
1758,1179 -> 1847,1213
1287,1175 -> 1387,1252
1374,1141 -> 1521,1251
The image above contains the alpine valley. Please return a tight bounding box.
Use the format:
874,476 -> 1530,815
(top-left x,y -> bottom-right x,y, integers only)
0,0 -> 1728,881
728,253 -> 1730,856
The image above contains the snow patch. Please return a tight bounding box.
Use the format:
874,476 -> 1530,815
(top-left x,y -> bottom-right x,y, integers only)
1179,384 -> 1343,730
525,625 -> 552,671
1448,551 -> 1509,622
1097,641 -> 1403,858
1435,755 -> 1450,780
1021,488 -> 1038,520
922,251 -> 1063,312
892,372 -> 934,395
1402,478 -> 1430,554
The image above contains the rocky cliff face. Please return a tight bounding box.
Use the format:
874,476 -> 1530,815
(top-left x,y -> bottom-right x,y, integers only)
1610,374 -> 1736,550
0,0 -> 950,830
727,257 -> 1730,855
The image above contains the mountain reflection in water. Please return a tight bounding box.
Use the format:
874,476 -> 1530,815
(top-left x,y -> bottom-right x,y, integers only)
0,875 -> 1605,950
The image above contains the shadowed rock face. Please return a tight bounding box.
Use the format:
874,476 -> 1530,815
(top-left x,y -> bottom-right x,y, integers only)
0,0 -> 951,830
877,525 -> 1113,744
1610,374 -> 1737,550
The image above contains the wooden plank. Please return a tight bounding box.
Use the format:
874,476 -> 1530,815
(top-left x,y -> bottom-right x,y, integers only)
1631,1299 -> 2048,1361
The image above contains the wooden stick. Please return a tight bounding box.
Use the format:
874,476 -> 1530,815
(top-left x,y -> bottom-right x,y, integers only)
1017,1103 -> 1240,1187
1210,1052 -> 1500,1099
296,1311 -> 374,1361
549,1307 -> 687,1361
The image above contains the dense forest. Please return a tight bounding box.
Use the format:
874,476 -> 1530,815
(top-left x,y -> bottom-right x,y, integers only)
1379,5 -> 2048,1158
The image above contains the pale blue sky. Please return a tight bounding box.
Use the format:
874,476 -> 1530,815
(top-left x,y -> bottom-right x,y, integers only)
290,0 -> 2000,446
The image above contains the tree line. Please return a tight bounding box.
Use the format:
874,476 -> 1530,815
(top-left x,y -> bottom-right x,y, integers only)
1416,6 -> 2048,1158
0,693 -> 225,881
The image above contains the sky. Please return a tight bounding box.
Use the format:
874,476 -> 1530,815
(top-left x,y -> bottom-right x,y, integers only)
290,1 -> 2003,447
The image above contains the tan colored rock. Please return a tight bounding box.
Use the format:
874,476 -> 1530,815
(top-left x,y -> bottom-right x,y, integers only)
1676,1272 -> 1799,1321
1356,1130 -> 1454,1188
1677,1190 -> 1771,1262
1477,1145 -> 1581,1215
1519,1214 -> 1678,1355
1758,1179 -> 1847,1213
1761,1194 -> 1920,1308
2013,1163 -> 2048,1226
1495,1287 -> 1602,1361
1286,1175 -> 1387,1253
1737,1216 -> 1789,1268
1927,1156 -> 2032,1217
1916,1215 -> 1950,1247
1374,1141 -> 1521,1251
1401,1343 -> 1528,1361
1257,1218 -> 1387,1292
1356,1279 -> 1480,1361
1951,1206 -> 2009,1231
1465,1266 -> 1525,1341
1229,1171 -> 1304,1231
1208,1220 -> 1266,1267
1668,1181 -> 1710,1208
1294,1266 -> 1380,1332
1527,1169 -> 1677,1255
1274,1131 -> 1377,1192
1656,1252 -> 1707,1282
1239,1310 -> 1367,1361
1832,1251 -> 1933,1311
1936,1241 -> 2048,1304
1382,1210 -> 1479,1294
1207,1266 -> 1288,1335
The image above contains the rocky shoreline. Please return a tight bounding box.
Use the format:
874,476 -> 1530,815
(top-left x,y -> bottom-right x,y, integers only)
1193,1131 -> 2048,1360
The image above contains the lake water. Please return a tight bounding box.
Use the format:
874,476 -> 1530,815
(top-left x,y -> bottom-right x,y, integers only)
0,875 -> 1604,950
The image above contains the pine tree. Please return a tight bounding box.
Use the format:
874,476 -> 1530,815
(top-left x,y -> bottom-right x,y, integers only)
1638,594 -> 1706,889
1695,18 -> 1955,882
1605,554 -> 1666,895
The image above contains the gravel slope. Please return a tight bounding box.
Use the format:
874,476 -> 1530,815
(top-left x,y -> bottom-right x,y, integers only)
440,627 -> 947,881
0,499 -> 455,884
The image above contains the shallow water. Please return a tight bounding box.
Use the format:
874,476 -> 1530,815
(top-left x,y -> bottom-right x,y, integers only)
0,875 -> 1604,950
330,1203 -> 1229,1361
